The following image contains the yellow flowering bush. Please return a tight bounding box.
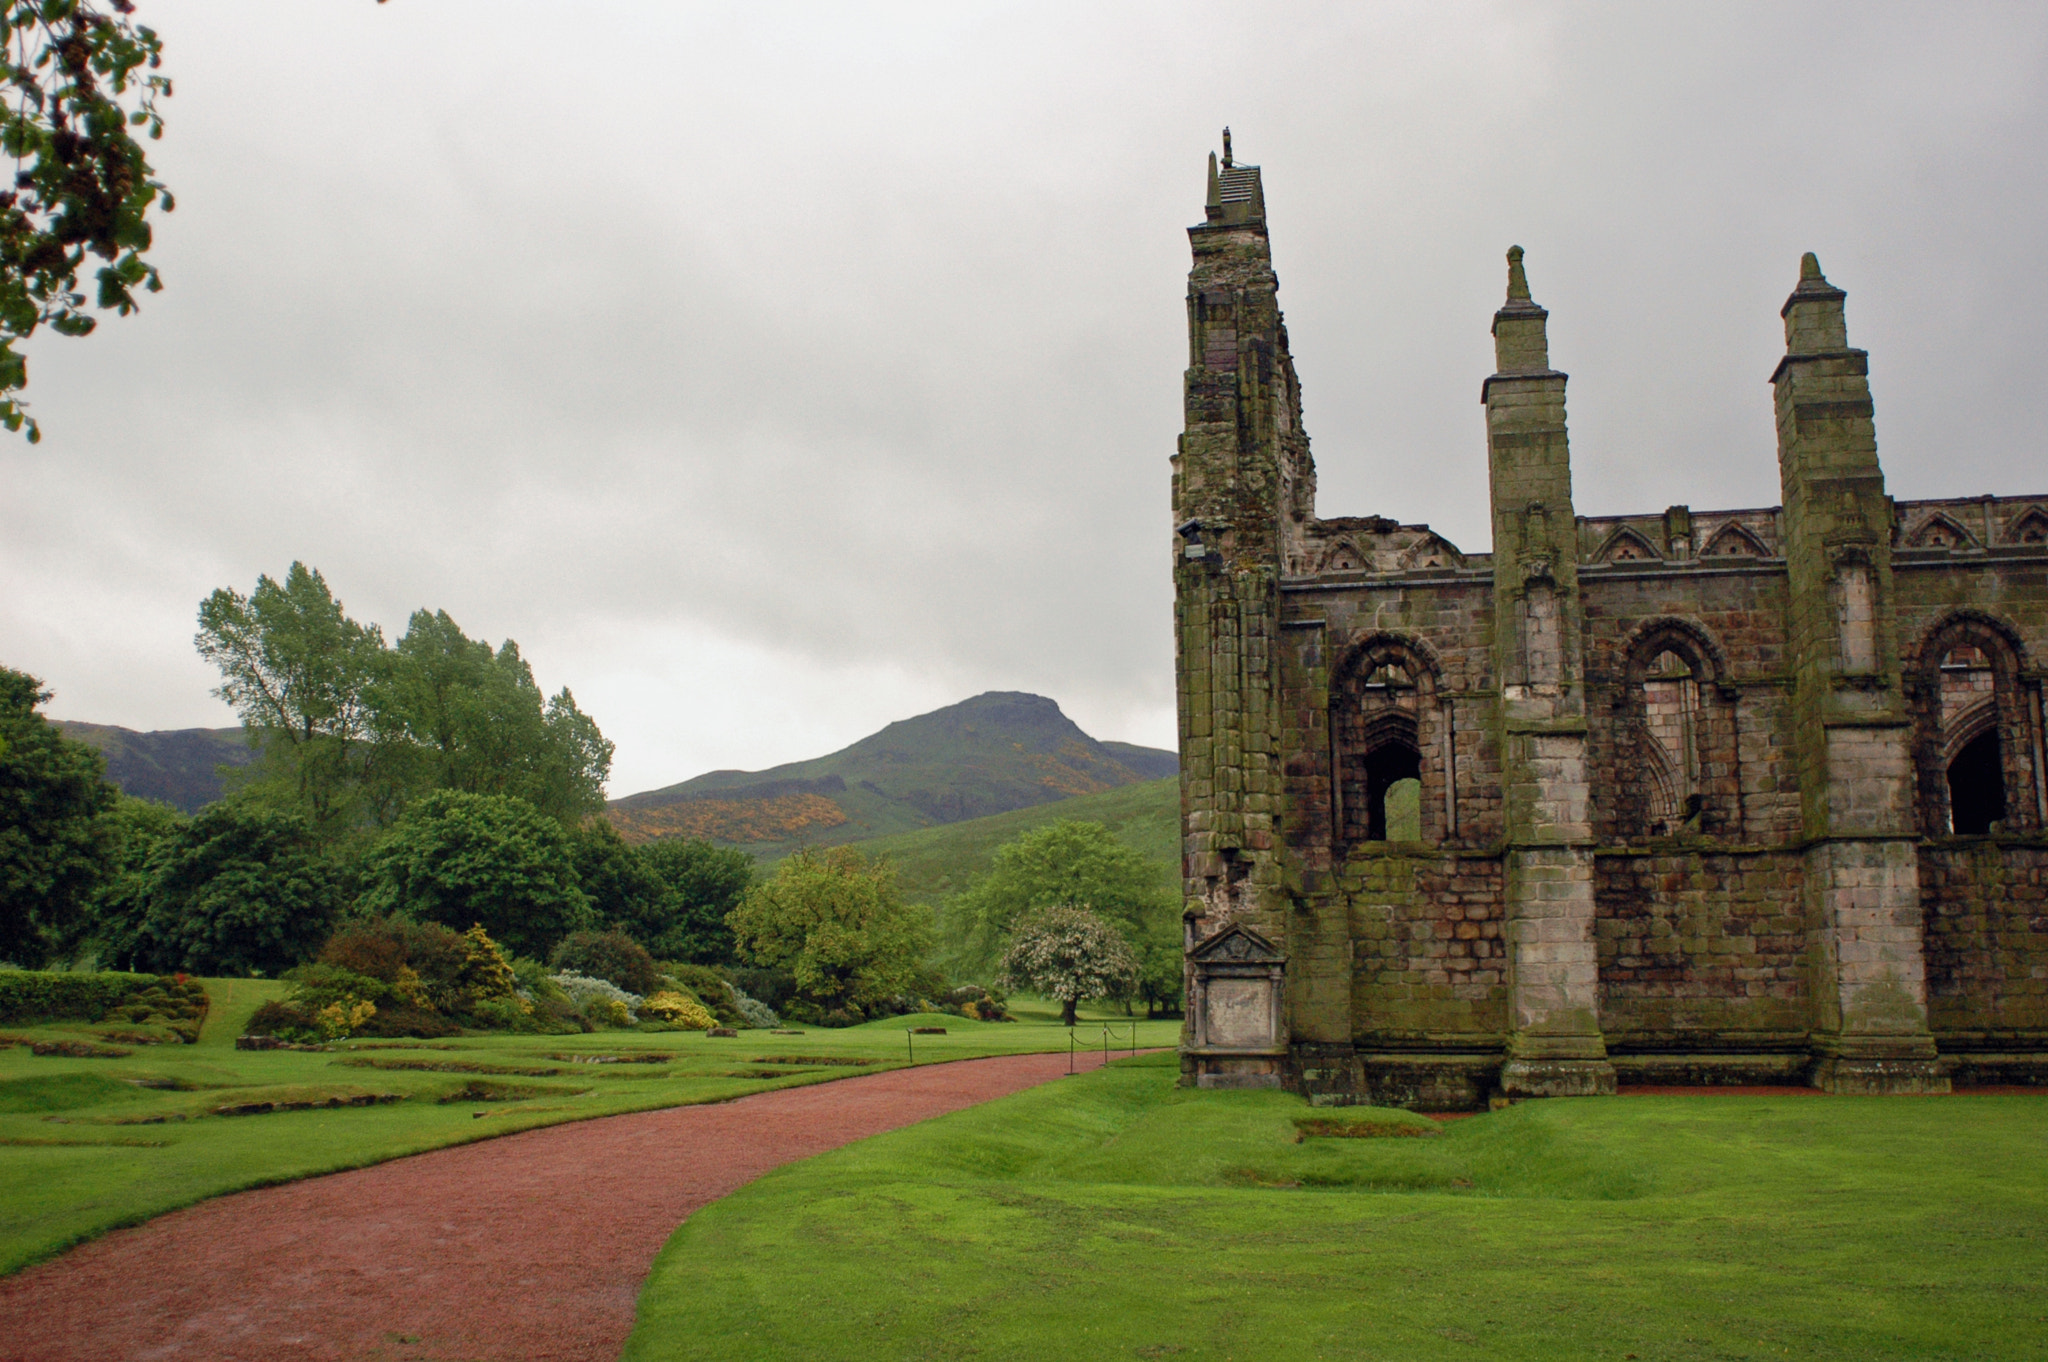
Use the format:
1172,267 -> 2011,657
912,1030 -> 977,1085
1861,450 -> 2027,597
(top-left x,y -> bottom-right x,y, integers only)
639,991 -> 717,1030
314,997 -> 377,1040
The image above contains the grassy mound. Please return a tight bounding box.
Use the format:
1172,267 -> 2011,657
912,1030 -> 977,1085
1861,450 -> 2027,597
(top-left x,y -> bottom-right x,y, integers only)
626,1052 -> 2048,1361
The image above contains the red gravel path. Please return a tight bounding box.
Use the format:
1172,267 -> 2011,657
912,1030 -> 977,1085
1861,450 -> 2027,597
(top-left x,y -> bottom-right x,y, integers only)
0,1050 -> 1123,1362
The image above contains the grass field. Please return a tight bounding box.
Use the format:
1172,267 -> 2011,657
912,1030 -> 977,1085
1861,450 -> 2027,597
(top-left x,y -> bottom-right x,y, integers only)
0,979 -> 1177,1275
627,1052 -> 2048,1361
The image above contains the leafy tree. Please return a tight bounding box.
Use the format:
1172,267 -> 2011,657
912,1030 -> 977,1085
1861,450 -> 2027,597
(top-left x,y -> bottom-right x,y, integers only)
0,666 -> 118,962
132,802 -> 344,976
634,835 -> 754,963
1136,937 -> 1185,1019
195,563 -> 390,836
727,846 -> 932,1021
195,566 -> 613,839
947,820 -> 1173,976
566,815 -> 664,927
0,3 -> 174,442
357,790 -> 592,959
998,905 -> 1139,1027
376,610 -> 611,823
66,792 -> 182,964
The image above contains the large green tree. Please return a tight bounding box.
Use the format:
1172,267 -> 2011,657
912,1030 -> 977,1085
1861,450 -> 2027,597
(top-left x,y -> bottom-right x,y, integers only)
634,835 -> 754,963
0,666 -> 118,962
357,790 -> 592,960
728,846 -> 932,1021
195,564 -> 612,839
0,2 -> 175,442
196,562 -> 391,835
376,609 -> 611,823
131,802 -> 343,976
946,819 -> 1173,977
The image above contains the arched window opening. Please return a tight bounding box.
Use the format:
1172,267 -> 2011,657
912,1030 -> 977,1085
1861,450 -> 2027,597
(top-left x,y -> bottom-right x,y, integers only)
1948,730 -> 2006,834
1333,638 -> 1446,851
1361,744 -> 1421,841
1606,621 -> 1736,842
1640,649 -> 1702,834
1911,613 -> 2041,837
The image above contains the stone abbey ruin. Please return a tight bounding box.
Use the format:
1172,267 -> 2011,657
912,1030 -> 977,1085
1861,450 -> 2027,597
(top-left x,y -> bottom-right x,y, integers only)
1174,137 -> 2048,1107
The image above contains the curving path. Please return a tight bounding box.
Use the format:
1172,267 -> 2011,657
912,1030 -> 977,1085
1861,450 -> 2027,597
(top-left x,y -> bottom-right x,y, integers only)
0,1049 -> 1123,1362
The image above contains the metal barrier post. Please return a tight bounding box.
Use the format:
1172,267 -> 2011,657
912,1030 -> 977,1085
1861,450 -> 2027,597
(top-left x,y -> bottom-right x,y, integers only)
906,1028 -> 914,1066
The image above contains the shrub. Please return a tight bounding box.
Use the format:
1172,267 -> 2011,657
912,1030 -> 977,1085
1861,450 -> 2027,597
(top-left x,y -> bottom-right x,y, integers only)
550,970 -> 642,1028
244,998 -> 319,1043
661,962 -> 747,1026
639,991 -> 716,1029
550,929 -> 662,996
725,966 -> 795,1012
943,983 -> 1011,1022
353,1003 -> 462,1039
730,987 -> 778,1029
0,970 -> 159,1024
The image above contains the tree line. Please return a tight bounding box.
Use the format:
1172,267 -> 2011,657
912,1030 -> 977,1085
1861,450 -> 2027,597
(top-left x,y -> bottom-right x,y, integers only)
3,561 -> 1183,1025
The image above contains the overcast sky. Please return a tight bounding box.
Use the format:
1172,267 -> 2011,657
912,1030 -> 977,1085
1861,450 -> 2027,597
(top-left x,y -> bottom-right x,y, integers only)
3,2 -> 2045,796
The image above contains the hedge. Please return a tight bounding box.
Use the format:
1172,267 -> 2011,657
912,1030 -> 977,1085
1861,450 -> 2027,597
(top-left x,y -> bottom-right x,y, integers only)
0,970 -> 165,1024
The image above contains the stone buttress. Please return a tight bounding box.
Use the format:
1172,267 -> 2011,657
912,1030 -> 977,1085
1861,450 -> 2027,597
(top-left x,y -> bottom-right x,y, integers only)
1773,255 -> 1947,1093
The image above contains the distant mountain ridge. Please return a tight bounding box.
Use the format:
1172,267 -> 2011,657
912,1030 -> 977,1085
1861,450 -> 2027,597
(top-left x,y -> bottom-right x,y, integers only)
609,691 -> 1176,854
55,722 -> 252,813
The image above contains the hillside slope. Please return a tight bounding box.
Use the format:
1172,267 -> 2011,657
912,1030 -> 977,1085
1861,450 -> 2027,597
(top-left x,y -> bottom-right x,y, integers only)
609,692 -> 1175,856
841,775 -> 1178,905
55,723 -> 252,813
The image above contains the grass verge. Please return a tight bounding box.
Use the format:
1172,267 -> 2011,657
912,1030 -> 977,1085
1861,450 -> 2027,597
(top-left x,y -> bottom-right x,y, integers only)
0,979 -> 1177,1275
627,1052 -> 2048,1362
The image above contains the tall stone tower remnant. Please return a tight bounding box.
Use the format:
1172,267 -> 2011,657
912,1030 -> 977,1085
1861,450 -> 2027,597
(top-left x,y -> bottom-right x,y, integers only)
1174,138 -> 2048,1105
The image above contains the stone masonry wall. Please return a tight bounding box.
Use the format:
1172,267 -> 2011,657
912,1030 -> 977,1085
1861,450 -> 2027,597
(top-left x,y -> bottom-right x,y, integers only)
1345,851 -> 1508,1045
1594,850 -> 1809,1043
1921,843 -> 2048,1040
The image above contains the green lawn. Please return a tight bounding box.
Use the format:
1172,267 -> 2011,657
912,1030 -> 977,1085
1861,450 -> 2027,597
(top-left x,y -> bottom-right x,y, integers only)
0,979 -> 1179,1275
627,1052 -> 2048,1361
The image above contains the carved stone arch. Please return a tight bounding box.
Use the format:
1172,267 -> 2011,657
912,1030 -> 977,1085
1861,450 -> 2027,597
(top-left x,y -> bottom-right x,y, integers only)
1332,632 -> 1449,848
1320,538 -> 1370,574
1907,511 -> 1980,551
1602,616 -> 1740,840
1701,522 -> 1766,558
1909,609 -> 2040,834
1400,533 -> 1464,571
1595,525 -> 1662,564
1335,631 -> 1444,695
2005,505 -> 2048,546
1614,615 -> 1734,694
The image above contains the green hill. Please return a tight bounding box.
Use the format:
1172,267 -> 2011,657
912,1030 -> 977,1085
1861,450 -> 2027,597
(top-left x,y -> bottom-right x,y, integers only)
608,692 -> 1176,860
841,775 -> 1179,905
55,722 -> 251,813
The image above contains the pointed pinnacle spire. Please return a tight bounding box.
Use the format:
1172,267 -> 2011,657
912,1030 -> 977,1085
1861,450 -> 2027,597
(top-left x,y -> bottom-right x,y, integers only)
1800,251 -> 1825,282
1222,126 -> 1233,168
1506,245 -> 1531,301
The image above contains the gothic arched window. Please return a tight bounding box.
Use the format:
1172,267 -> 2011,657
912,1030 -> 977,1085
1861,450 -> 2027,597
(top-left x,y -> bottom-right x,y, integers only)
1333,638 -> 1447,848
1605,620 -> 1738,841
1912,618 -> 2039,835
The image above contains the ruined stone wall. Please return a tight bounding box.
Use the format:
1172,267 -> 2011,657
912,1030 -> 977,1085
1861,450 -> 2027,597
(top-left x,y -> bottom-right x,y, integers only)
1593,850 -> 1809,1043
1346,850 -> 1508,1045
1920,844 -> 2048,1042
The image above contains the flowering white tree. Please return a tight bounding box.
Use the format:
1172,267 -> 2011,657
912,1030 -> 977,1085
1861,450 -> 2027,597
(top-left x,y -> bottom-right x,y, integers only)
998,905 -> 1138,1027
